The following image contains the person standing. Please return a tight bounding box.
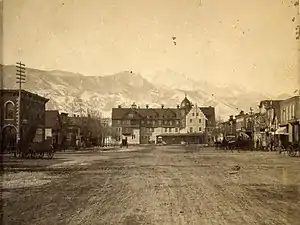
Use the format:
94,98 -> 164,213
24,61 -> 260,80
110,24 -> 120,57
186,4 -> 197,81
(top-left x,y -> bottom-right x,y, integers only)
262,137 -> 266,151
270,137 -> 274,151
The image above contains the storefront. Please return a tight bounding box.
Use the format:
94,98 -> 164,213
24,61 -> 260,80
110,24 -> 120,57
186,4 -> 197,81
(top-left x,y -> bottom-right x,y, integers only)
275,126 -> 289,148
289,120 -> 300,145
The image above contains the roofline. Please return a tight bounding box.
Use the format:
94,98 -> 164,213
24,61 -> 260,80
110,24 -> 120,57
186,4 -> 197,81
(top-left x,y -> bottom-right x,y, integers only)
1,89 -> 49,102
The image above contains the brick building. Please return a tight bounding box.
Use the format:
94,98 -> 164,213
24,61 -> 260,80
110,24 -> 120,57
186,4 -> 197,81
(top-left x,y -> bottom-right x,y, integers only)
111,96 -> 216,145
0,89 -> 49,152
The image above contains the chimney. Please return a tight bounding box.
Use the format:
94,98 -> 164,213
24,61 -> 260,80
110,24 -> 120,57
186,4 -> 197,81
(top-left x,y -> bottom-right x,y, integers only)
73,114 -> 76,117
118,105 -> 121,108
229,115 -> 233,120
240,110 -> 244,115
146,104 -> 149,109
161,104 -> 164,109
177,105 -> 180,109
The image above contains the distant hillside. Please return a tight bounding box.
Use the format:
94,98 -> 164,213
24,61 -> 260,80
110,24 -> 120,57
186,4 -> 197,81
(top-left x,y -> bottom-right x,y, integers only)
1,64 -> 279,119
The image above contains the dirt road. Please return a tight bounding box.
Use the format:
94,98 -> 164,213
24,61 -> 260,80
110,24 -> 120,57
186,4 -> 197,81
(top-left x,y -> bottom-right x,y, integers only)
2,146 -> 300,225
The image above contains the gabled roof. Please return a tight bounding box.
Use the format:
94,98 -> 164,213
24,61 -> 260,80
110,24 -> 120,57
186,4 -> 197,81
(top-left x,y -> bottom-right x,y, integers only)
112,107 -> 181,120
199,107 -> 216,126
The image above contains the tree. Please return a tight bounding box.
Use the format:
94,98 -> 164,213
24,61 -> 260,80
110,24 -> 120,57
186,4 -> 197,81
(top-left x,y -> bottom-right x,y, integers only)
69,97 -> 85,116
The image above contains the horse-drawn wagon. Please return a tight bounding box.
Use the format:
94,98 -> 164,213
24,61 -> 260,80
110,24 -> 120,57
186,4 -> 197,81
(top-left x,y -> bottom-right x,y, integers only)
13,138 -> 55,159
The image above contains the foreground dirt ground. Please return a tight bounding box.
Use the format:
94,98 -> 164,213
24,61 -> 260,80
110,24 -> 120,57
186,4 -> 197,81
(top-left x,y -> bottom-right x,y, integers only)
2,146 -> 300,225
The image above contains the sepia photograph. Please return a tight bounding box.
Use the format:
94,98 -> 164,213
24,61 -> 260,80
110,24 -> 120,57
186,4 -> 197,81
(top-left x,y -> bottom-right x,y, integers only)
1,0 -> 300,224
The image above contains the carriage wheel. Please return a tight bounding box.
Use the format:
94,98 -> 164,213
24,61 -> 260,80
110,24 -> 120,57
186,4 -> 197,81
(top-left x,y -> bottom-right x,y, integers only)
20,151 -> 29,159
278,146 -> 285,155
30,151 -> 37,159
39,152 -> 45,159
47,151 -> 54,159
14,149 -> 22,158
288,149 -> 296,157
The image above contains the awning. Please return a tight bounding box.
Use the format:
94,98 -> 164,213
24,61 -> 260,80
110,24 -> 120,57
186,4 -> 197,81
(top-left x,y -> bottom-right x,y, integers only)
275,127 -> 288,135
226,135 -> 236,138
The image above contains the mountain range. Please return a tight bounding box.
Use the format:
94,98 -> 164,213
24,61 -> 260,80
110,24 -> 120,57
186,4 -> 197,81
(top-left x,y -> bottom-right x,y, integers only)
1,64 -> 289,120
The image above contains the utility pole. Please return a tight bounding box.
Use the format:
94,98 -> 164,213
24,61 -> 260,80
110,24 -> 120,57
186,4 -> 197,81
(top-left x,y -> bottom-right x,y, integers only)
16,62 -> 26,144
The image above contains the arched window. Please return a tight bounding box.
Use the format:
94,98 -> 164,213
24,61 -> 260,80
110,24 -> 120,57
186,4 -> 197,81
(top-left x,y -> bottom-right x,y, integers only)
5,102 -> 15,119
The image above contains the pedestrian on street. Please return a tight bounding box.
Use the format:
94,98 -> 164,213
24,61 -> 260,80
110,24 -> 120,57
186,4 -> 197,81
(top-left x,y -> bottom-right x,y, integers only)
256,139 -> 260,150
262,138 -> 266,151
270,138 -> 274,151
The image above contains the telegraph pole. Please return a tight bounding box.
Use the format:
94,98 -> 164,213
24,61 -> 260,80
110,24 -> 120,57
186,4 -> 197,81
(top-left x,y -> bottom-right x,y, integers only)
16,62 -> 26,144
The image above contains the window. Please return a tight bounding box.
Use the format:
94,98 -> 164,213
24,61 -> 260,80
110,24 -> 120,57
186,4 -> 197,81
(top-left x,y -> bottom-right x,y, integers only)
190,127 -> 193,133
128,113 -> 134,118
199,127 -> 201,132
132,134 -> 135,139
199,119 -> 201,123
164,120 -> 167,125
169,128 -> 172,132
192,113 -> 195,116
165,128 -> 168,132
141,121 -> 145,124
190,119 -> 192,123
196,113 -> 199,117
175,128 -> 178,132
169,120 -> 173,125
117,120 -> 121,125
292,104 -> 295,118
176,120 -> 179,125
152,121 -> 155,126
5,102 -> 14,119
158,120 -> 162,125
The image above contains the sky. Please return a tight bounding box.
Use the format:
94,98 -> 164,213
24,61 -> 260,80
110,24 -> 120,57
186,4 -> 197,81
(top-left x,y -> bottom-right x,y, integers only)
2,0 -> 300,95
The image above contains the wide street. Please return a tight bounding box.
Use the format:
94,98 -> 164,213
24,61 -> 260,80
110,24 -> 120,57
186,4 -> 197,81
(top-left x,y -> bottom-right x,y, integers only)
2,146 -> 300,225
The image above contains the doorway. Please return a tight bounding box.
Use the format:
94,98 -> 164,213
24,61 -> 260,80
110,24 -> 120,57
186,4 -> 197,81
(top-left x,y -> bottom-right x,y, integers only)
2,125 -> 17,153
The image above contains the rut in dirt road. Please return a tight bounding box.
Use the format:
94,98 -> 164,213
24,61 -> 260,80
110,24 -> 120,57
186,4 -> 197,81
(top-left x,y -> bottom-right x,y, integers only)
2,146 -> 300,225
